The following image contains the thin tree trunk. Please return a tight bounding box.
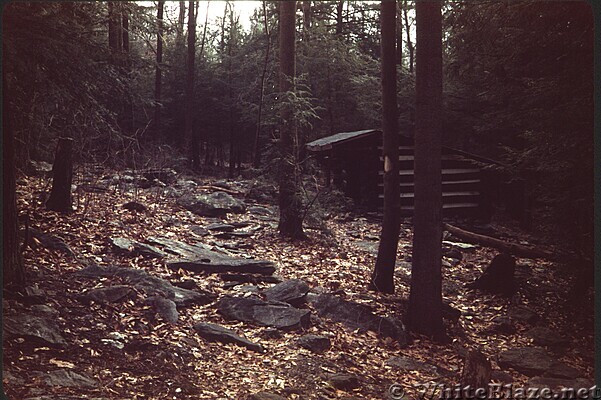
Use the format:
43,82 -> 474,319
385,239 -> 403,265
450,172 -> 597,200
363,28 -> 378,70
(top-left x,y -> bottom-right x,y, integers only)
403,4 -> 414,73
228,6 -> 236,178
154,0 -> 164,138
302,1 -> 312,35
370,0 -> 400,294
278,1 -> 304,239
336,1 -> 344,36
186,0 -> 198,168
46,138 -> 74,212
122,9 -> 130,53
406,1 -> 444,338
3,71 -> 25,290
253,0 -> 272,168
176,2 -> 186,44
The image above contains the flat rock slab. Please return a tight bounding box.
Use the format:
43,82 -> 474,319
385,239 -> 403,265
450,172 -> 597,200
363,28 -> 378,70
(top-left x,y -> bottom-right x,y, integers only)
249,392 -> 286,400
528,377 -> 592,391
498,347 -> 554,376
327,374 -> 360,391
74,264 -> 215,307
263,279 -> 310,306
386,356 -> 438,374
147,236 -> 277,276
297,335 -> 331,353
309,293 -> 407,345
111,237 -> 166,258
30,228 -> 74,256
33,369 -> 98,388
545,362 -> 581,380
81,285 -> 133,304
4,314 -> 66,345
217,296 -> 311,330
508,306 -> 540,324
526,327 -> 569,347
193,322 -> 264,352
177,191 -> 245,217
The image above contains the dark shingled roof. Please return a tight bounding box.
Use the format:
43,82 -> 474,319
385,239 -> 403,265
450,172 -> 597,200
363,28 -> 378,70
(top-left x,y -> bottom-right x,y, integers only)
306,129 -> 381,152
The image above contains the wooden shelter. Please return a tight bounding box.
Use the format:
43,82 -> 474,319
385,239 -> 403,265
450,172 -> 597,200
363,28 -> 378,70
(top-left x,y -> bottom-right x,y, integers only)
306,129 -> 504,217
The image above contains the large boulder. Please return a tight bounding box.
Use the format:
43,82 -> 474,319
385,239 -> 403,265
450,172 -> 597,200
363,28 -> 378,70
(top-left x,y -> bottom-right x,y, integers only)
177,191 -> 245,217
217,296 -> 310,330
263,279 -> 310,306
498,347 -> 554,376
4,314 -> 66,346
297,335 -> 331,353
309,293 -> 407,344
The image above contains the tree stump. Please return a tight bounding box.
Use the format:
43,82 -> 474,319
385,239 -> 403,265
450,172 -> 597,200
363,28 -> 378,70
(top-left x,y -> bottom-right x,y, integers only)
460,350 -> 491,396
46,137 -> 74,212
467,253 -> 516,295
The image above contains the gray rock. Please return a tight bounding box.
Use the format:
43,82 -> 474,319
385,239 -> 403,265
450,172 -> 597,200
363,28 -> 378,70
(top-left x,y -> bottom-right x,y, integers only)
206,223 -> 236,232
498,347 -> 554,376
30,304 -> 59,316
122,201 -> 147,212
74,264 -> 215,307
442,240 -> 479,250
177,191 -> 246,217
193,322 -> 264,352
309,293 -> 407,344
297,335 -> 331,353
526,327 -> 569,347
508,306 -> 540,324
263,279 -> 310,306
327,374 -> 360,391
147,236 -> 276,276
545,362 -> 581,379
81,285 -> 133,304
217,296 -> 311,330
443,246 -> 464,261
30,228 -> 74,256
386,356 -> 438,374
248,206 -> 274,216
35,369 -> 98,388
190,226 -> 210,236
249,392 -> 286,400
142,168 -> 178,185
111,237 -> 166,258
148,296 -> 179,323
485,316 -> 516,334
4,314 -> 66,345
491,370 -> 514,383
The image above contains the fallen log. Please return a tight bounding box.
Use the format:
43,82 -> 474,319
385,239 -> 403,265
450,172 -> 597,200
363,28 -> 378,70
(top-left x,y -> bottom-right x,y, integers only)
443,223 -> 560,261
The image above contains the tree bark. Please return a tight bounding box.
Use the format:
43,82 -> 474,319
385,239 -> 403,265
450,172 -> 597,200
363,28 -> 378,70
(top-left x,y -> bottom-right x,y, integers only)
371,0 -> 400,294
154,0 -> 164,138
186,0 -> 198,168
406,1 -> 444,338
335,1 -> 344,36
278,1 -> 305,239
46,137 -> 74,212
3,72 -> 25,289
253,0 -> 272,168
108,2 -> 122,55
228,5 -> 236,178
396,1 -> 403,67
122,9 -> 130,53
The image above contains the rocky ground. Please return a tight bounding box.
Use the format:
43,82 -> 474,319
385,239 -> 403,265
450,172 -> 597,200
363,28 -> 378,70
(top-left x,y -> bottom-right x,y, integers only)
3,163 -> 594,399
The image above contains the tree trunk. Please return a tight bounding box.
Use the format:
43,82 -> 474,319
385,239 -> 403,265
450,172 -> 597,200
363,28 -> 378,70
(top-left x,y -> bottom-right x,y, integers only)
3,72 -> 25,290
186,0 -> 198,169
154,0 -> 164,138
406,1 -> 444,338
403,5 -> 414,73
228,6 -> 236,178
177,2 -> 186,42
336,1 -> 344,36
108,2 -> 122,55
460,350 -> 491,396
46,137 -> 74,213
253,0 -> 272,168
370,0 -> 400,294
122,9 -> 130,53
278,1 -> 305,239
302,1 -> 312,35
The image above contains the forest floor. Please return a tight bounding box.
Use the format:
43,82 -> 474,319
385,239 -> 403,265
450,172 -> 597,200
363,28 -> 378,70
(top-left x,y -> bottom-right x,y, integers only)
3,165 -> 595,400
